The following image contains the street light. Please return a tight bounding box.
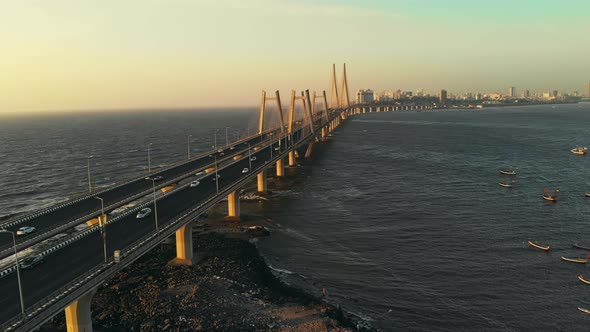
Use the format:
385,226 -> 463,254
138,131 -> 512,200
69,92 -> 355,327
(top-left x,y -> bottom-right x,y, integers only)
0,230 -> 25,321
225,127 -> 229,147
145,178 -> 159,231
87,155 -> 93,193
247,143 -> 252,171
187,135 -> 193,160
213,129 -> 221,151
214,156 -> 219,193
147,143 -> 153,173
94,197 -> 107,263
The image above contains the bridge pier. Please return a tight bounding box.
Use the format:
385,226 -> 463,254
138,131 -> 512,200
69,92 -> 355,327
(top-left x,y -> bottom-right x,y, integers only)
321,127 -> 327,140
276,158 -> 285,177
65,289 -> 96,332
257,170 -> 267,193
167,223 -> 194,265
288,151 -> 296,166
305,142 -> 314,158
227,190 -> 240,218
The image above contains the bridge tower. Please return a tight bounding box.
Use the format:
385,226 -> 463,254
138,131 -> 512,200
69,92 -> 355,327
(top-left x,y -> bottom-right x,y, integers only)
312,90 -> 330,140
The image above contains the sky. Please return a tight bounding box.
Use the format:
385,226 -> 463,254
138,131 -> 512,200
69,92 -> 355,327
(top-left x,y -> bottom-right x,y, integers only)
1,0 -> 589,113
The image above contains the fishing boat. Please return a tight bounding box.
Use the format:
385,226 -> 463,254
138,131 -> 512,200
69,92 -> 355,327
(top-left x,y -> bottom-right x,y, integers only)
574,244 -> 590,250
578,307 -> 590,314
543,189 -> 559,202
585,192 -> 590,197
500,169 -> 517,175
561,256 -> 587,264
578,275 -> 590,285
499,182 -> 513,188
528,240 -> 551,251
571,147 -> 587,155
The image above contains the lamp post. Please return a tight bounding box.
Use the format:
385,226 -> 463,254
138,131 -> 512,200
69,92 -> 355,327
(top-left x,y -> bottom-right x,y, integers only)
145,178 -> 159,231
0,230 -> 25,321
247,143 -> 252,171
225,127 -> 229,147
213,129 -> 221,151
214,156 -> 219,193
147,143 -> 152,173
87,155 -> 93,193
187,135 -> 192,160
94,197 -> 107,263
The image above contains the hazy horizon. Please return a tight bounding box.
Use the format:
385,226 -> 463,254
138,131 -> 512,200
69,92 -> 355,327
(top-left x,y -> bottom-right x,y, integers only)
1,0 -> 589,114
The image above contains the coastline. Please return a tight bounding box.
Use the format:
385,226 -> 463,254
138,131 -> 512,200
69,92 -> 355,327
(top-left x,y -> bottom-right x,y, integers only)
38,204 -> 372,331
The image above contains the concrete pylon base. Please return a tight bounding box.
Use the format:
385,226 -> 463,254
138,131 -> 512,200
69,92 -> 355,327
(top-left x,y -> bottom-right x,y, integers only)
167,258 -> 194,266
170,223 -> 193,265
65,289 -> 96,332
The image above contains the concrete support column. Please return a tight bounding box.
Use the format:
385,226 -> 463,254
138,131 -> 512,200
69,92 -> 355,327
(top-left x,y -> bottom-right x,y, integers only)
65,289 -> 96,332
227,190 -> 240,218
321,127 -> 327,140
288,151 -> 296,166
257,170 -> 267,193
172,223 -> 193,265
276,158 -> 285,177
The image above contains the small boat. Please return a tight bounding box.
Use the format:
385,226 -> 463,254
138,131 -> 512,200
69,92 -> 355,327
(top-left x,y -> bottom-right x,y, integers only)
574,244 -> 590,250
499,182 -> 513,188
578,275 -> 590,285
585,192 -> 590,197
528,240 -> 551,251
571,147 -> 587,155
543,189 -> 559,202
578,307 -> 590,314
500,170 -> 517,175
561,256 -> 587,264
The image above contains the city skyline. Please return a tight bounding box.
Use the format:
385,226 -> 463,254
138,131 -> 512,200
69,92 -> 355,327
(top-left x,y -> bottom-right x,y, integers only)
1,0 -> 589,114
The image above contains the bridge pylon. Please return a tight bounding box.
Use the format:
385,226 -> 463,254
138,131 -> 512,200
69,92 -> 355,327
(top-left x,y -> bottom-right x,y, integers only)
329,63 -> 351,109
258,90 -> 286,134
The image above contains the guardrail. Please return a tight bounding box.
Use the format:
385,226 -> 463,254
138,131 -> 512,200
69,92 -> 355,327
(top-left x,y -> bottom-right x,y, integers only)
0,127 -> 283,231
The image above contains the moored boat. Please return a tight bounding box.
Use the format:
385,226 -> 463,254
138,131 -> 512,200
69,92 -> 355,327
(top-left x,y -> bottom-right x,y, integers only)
499,182 -> 513,188
574,244 -> 590,250
571,147 -> 587,155
578,307 -> 590,314
528,240 -> 551,251
543,189 -> 559,202
561,256 -> 587,264
585,192 -> 590,197
500,170 -> 517,175
578,275 -> 590,285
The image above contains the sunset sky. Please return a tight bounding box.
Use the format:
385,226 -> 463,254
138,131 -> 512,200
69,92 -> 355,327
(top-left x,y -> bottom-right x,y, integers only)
1,0 -> 589,113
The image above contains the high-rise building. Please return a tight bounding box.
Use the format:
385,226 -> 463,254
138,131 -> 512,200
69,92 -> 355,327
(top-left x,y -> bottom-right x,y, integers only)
356,89 -> 374,104
523,90 -> 530,98
587,82 -> 590,97
439,89 -> 448,104
508,87 -> 516,98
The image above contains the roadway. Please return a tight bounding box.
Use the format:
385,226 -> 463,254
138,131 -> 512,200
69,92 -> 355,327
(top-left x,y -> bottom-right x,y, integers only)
0,135 -> 294,322
0,131 -> 280,255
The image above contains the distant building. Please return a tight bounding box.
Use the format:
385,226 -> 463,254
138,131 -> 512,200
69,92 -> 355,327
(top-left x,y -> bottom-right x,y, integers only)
587,82 -> 590,97
439,89 -> 448,104
416,89 -> 424,97
356,89 -> 374,104
523,90 -> 530,98
508,87 -> 516,98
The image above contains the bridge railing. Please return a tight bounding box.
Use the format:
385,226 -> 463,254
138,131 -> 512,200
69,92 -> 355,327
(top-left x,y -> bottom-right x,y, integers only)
2,124 -> 313,331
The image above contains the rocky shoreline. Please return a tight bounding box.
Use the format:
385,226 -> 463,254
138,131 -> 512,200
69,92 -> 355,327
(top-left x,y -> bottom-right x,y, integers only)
40,227 -> 366,331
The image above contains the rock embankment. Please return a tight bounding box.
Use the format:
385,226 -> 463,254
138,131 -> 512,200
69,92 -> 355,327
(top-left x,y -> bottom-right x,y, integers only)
41,232 -> 354,331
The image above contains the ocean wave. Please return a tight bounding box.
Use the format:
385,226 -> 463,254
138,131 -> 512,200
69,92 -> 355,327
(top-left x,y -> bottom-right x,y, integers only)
268,265 -> 295,275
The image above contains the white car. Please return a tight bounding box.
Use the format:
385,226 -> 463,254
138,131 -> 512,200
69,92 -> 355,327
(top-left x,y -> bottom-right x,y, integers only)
20,254 -> 44,269
250,157 -> 257,161
195,171 -> 204,176
190,180 -> 200,187
213,174 -> 221,181
16,226 -> 36,236
136,208 -> 152,219
242,168 -> 249,174
230,146 -> 236,150
274,147 -> 280,151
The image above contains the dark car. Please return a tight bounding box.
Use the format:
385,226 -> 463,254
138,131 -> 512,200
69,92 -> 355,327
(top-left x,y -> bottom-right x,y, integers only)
21,255 -> 44,269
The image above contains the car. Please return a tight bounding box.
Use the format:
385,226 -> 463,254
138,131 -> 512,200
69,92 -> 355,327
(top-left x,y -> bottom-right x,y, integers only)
250,157 -> 257,161
195,171 -> 204,176
219,152 -> 225,156
153,175 -> 164,181
16,226 -> 36,236
190,180 -> 200,187
242,168 -> 249,174
20,254 -> 43,269
136,208 -> 152,219
217,149 -> 223,153
213,174 -> 221,181
230,146 -> 236,150
274,147 -> 280,151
